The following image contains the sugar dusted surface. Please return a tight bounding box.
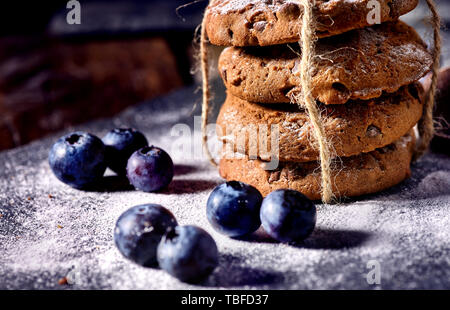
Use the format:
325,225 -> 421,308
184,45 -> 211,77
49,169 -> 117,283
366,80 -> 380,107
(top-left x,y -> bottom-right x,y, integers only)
0,85 -> 449,289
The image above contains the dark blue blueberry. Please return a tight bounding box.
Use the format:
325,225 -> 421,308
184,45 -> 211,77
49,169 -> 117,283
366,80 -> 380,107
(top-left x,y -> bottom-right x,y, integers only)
114,204 -> 177,267
157,225 -> 218,283
102,128 -> 148,175
126,146 -> 174,192
260,189 -> 316,243
48,131 -> 106,189
206,181 -> 263,237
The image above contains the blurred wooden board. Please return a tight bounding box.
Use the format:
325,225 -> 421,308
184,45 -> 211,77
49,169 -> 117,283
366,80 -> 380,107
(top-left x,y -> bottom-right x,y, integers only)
0,36 -> 183,150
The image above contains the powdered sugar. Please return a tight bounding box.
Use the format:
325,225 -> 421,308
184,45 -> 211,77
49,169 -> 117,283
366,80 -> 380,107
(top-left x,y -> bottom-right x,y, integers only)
0,85 -> 449,289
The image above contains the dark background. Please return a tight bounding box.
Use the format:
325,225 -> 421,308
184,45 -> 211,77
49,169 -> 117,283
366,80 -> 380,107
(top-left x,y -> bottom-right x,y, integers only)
0,0 -> 448,151
0,0 -> 207,151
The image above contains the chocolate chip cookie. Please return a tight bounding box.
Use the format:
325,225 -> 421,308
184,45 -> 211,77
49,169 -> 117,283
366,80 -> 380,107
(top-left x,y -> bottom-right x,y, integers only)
219,21 -> 432,105
216,84 -> 423,162
205,0 -> 418,46
219,132 -> 415,200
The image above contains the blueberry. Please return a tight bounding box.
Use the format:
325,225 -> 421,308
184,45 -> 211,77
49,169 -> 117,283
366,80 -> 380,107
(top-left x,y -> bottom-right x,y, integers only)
48,131 -> 106,189
157,225 -> 218,283
206,181 -> 263,237
102,128 -> 148,175
260,189 -> 316,243
126,146 -> 174,192
114,204 -> 177,267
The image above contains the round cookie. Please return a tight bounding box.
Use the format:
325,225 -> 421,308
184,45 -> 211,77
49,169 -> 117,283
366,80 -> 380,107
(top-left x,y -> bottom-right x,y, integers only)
219,21 -> 432,105
205,0 -> 418,46
219,133 -> 415,200
216,84 -> 423,163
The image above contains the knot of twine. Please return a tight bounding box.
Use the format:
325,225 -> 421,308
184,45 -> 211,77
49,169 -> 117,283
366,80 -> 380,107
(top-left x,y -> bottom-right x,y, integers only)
200,0 -> 441,203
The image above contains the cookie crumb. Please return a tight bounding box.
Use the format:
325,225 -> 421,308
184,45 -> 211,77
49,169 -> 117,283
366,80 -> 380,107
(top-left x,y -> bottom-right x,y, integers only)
58,277 -> 68,285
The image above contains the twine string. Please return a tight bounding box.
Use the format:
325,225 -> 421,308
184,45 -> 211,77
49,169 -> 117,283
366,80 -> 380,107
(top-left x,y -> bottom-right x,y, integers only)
200,15 -> 218,167
293,0 -> 334,203
414,0 -> 441,160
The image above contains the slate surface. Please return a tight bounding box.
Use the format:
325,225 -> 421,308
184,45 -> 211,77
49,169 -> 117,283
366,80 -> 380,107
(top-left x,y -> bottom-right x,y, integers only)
48,0 -> 207,37
0,84 -> 449,290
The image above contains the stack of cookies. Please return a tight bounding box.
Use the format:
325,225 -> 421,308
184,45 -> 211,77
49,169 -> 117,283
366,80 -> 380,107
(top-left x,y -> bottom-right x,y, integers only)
204,0 -> 432,199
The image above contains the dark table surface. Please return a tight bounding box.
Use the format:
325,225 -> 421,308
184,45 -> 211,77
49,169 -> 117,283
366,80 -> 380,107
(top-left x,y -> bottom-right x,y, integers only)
0,84 -> 449,290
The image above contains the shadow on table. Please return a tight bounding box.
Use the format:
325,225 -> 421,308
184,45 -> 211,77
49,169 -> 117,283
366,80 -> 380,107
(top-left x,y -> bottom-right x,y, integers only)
81,176 -> 217,194
299,228 -> 372,250
204,253 -> 285,288
173,164 -> 199,176
236,227 -> 372,250
162,179 -> 218,195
